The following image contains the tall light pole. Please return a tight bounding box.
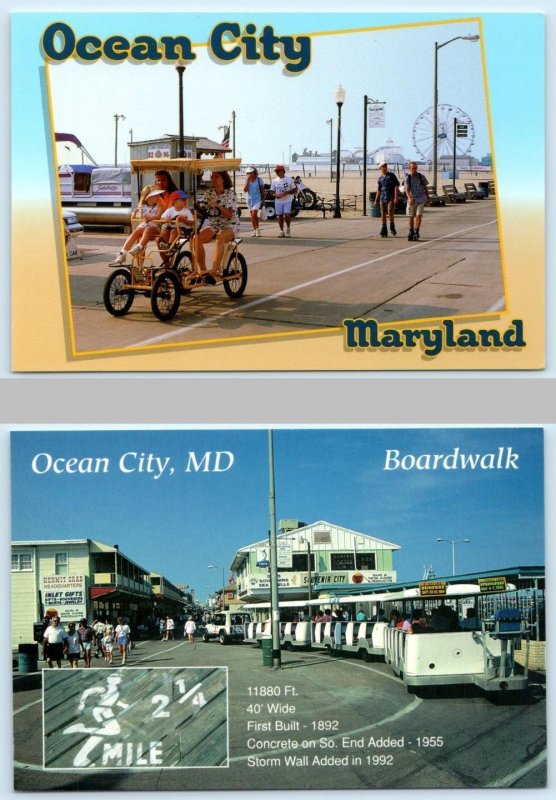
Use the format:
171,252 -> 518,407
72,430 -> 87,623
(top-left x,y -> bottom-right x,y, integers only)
176,62 -> 186,190
432,35 -> 479,188
114,113 -> 126,167
436,537 -> 470,576
232,110 -> 237,189
208,565 -> 226,610
268,430 -> 281,669
326,118 -> 333,182
333,85 -> 346,218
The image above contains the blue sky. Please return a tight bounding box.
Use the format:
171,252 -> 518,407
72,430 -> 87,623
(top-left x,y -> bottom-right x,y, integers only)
44,15 -> 489,165
11,428 -> 544,599
11,12 -> 543,213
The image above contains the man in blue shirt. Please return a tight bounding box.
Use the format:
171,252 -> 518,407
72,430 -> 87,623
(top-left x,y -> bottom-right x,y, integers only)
374,162 -> 400,238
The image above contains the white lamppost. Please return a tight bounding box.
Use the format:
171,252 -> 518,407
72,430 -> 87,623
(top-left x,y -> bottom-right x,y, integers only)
114,113 -> 126,166
208,565 -> 226,610
333,85 -> 346,218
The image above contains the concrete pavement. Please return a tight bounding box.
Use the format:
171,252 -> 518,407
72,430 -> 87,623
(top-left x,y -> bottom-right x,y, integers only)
13,634 -> 546,791
68,198 -> 503,354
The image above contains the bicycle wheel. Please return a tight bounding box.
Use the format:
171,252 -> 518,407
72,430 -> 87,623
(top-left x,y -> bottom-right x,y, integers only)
150,271 -> 181,321
173,250 -> 194,294
103,269 -> 134,316
222,251 -> 248,299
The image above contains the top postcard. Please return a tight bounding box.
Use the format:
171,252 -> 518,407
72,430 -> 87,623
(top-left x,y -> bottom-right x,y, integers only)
11,12 -> 545,371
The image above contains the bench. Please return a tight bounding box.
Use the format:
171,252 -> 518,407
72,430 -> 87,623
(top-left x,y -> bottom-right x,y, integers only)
464,182 -> 486,200
314,196 -> 336,218
427,185 -> 446,207
442,184 -> 467,204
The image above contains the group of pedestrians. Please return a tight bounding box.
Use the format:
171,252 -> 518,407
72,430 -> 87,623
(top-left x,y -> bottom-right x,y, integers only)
112,161 -> 431,266
159,615 -> 197,642
42,616 -> 132,669
245,160 -> 432,242
374,160 -> 431,241
244,164 -> 296,238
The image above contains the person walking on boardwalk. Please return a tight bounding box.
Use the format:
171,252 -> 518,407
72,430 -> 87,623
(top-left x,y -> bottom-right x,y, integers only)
42,617 -> 66,668
78,618 -> 95,668
374,162 -> 400,238
243,167 -> 266,237
270,165 -> 296,238
404,161 -> 430,241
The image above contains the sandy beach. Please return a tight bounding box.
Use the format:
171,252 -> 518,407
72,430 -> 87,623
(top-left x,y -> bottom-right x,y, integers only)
239,166 -> 494,215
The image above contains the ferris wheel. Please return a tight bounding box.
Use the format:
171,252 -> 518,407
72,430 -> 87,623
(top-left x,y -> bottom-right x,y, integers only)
412,104 -> 475,161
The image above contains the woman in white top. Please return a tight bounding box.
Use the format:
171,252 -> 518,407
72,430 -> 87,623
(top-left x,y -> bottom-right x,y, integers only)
114,617 -> 131,665
184,617 -> 196,643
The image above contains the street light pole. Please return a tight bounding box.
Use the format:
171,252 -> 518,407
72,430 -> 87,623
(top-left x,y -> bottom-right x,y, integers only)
363,95 -> 369,216
432,35 -> 479,191
232,110 -> 237,190
436,537 -> 470,576
452,116 -> 458,191
268,430 -> 281,669
114,113 -> 125,167
333,85 -> 346,219
176,62 -> 186,190
207,565 -> 226,610
326,118 -> 333,182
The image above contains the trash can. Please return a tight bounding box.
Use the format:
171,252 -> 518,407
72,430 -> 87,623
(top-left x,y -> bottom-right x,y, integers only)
18,643 -> 39,673
478,180 -> 489,198
261,636 -> 273,667
369,192 -> 381,217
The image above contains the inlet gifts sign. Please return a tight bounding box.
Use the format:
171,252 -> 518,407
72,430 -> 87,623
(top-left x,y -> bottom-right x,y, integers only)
42,575 -> 87,621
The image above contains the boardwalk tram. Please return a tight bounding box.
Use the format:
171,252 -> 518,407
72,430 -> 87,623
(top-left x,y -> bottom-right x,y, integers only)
243,575 -> 534,698
242,599 -> 387,659
103,158 -> 247,322
380,583 -> 530,695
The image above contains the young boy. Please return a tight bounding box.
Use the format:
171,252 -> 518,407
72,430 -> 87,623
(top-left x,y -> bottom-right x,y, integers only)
159,190 -> 194,249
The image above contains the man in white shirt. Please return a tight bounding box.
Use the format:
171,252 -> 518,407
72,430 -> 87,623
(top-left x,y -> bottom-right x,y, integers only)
42,617 -> 67,668
271,165 -> 296,238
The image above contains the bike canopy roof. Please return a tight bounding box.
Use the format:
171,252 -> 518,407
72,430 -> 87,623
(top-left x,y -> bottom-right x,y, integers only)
131,157 -> 242,174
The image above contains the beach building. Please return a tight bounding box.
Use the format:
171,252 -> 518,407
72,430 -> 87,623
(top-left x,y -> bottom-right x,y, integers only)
231,520 -> 400,603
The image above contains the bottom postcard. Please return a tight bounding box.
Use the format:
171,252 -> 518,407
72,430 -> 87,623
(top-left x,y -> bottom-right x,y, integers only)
11,427 -> 546,790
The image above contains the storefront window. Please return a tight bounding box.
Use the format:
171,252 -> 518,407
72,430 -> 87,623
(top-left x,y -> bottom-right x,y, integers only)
280,553 -> 315,573
330,552 -> 376,571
